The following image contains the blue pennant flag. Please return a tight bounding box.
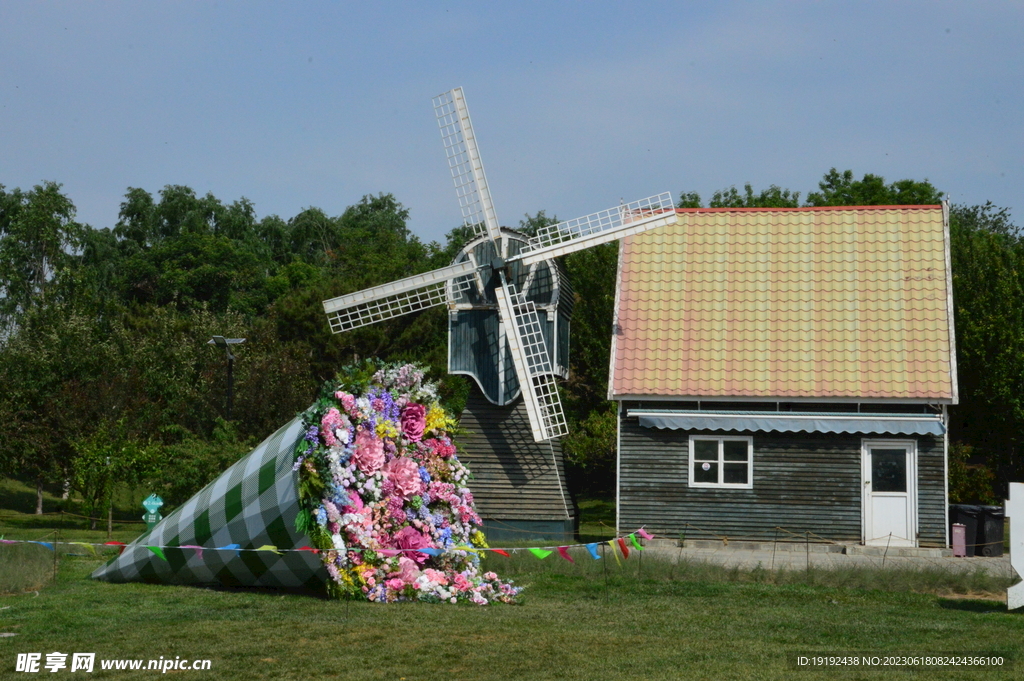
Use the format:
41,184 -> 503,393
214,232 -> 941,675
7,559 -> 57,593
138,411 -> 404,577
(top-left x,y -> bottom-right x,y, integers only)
585,543 -> 601,560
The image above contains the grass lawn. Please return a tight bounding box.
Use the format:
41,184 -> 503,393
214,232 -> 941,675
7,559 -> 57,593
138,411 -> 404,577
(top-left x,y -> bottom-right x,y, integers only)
1,544 -> 1021,680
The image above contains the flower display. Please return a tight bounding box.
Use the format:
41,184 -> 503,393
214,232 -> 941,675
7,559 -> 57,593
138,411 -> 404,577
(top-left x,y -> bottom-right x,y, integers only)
294,361 -> 521,604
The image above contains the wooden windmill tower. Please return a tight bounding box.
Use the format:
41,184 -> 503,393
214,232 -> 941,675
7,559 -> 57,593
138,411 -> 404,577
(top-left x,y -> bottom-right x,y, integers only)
322,88 -> 677,540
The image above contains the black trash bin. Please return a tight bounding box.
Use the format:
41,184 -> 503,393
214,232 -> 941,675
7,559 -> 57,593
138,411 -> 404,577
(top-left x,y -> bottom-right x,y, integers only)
949,504 -> 981,557
976,505 -> 1005,557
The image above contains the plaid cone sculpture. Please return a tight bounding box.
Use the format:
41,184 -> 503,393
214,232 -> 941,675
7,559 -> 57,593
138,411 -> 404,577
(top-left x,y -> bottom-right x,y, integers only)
93,362 -> 520,604
91,416 -> 325,588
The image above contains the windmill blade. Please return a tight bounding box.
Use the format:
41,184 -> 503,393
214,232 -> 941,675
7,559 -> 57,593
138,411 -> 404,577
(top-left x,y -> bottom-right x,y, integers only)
493,273 -> 569,441
322,260 -> 477,333
511,192 -> 677,267
433,88 -> 503,243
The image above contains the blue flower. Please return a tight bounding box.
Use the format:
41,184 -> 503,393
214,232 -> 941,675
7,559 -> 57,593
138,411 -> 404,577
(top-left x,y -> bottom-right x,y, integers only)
418,466 -> 431,483
315,507 -> 328,526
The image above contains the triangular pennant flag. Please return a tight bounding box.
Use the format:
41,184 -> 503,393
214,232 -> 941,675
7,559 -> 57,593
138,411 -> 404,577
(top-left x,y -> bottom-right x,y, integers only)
377,549 -> 400,557
297,546 -> 321,555
607,540 -> 621,566
179,545 -> 204,560
0,539 -> 17,545
71,542 -> 98,557
629,533 -> 643,551
103,541 -> 127,555
255,544 -> 282,555
556,546 -> 574,563
147,546 -> 167,561
417,547 -> 442,557
91,417 -> 323,589
585,543 -> 601,560
529,548 -> 553,559
29,541 -> 54,551
617,537 -> 630,559
491,549 -> 510,557
638,528 -> 654,541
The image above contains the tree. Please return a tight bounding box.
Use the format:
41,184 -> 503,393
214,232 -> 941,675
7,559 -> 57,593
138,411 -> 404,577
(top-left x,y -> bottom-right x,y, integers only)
805,168 -> 943,206
948,202 -> 1024,495
72,420 -> 157,530
0,182 -> 85,334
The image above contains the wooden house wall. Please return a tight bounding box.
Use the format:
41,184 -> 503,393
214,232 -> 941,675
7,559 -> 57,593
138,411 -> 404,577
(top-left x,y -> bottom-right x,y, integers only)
618,409 -> 946,546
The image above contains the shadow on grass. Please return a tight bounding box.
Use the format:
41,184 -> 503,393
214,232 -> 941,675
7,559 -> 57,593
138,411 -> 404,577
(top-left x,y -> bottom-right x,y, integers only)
937,598 -> 1020,614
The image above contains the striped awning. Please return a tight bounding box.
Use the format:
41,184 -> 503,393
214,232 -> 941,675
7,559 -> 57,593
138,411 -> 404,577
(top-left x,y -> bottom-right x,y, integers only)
628,410 -> 945,436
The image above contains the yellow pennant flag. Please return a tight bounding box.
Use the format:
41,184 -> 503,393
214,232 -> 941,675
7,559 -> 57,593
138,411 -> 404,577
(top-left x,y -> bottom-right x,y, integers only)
607,540 -> 621,566
71,542 -> 98,557
255,545 -> 282,555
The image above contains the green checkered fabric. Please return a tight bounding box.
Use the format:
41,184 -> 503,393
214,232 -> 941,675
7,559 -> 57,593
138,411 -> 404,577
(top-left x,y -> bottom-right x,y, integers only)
91,416 -> 327,590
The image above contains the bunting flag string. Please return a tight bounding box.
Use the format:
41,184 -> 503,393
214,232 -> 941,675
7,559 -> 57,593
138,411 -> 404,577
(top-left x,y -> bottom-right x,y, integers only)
0,529 -> 656,564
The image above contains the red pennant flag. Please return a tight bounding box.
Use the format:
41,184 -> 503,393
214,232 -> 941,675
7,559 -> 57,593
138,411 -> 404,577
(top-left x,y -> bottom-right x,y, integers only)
104,541 -> 127,555
491,549 -> 510,557
297,546 -> 321,555
557,546 -> 574,563
617,537 -> 630,559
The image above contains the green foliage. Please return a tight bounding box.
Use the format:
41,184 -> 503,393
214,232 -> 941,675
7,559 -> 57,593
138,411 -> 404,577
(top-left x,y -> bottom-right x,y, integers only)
71,420 -> 157,528
152,420 -> 254,506
676,191 -> 702,208
710,183 -> 801,208
0,181 -> 86,333
947,442 -> 997,504
948,202 -> 1024,492
805,168 -> 943,206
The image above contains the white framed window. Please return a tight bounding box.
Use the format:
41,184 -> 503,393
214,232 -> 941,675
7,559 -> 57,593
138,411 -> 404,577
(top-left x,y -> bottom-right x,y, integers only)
688,435 -> 753,489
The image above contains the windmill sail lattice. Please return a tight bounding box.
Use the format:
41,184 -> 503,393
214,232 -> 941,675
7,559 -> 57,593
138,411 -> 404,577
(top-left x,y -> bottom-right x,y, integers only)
321,86 -> 679,442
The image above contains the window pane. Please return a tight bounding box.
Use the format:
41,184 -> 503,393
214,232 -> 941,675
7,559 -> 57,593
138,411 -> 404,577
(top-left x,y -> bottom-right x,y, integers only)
872,448 -> 907,492
723,463 -> 748,485
723,441 -> 748,462
693,460 -> 718,483
693,440 -> 718,461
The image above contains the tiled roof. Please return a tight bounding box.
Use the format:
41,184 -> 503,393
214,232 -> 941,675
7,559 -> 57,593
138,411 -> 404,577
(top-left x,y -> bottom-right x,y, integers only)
610,206 -> 956,401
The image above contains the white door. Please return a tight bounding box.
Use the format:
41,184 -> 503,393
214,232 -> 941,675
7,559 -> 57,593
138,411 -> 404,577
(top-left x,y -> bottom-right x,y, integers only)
862,440 -> 917,547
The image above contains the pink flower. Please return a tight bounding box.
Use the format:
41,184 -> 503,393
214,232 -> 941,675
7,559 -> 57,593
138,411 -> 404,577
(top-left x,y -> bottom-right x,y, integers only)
398,556 -> 421,584
339,392 -> 357,416
400,403 -> 427,442
423,568 -> 448,586
342,490 -> 363,514
352,428 -> 385,474
425,437 -> 456,458
383,457 -> 425,499
393,526 -> 431,564
453,573 -> 471,592
385,578 -> 405,591
321,408 -> 343,447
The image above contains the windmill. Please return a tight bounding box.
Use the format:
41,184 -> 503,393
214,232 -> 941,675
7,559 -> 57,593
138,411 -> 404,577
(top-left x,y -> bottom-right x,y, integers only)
321,88 -> 678,538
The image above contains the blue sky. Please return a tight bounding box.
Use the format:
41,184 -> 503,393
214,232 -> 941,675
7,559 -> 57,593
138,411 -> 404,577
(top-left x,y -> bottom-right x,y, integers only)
2,2 -> 1021,245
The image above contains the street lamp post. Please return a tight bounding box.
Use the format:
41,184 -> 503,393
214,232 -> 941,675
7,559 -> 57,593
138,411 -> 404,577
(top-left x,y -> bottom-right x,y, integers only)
207,336 -> 246,420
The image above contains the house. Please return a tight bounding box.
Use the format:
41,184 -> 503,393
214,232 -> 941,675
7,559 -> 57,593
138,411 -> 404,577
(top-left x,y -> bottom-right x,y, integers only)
608,204 -> 957,547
